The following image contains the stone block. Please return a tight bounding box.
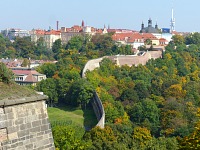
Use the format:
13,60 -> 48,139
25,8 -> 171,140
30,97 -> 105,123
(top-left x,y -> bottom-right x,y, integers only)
6,113 -> 14,120
0,115 -> 5,122
17,130 -> 29,138
0,121 -> 6,128
37,131 -> 44,136
26,123 -> 32,129
17,142 -> 23,147
25,144 -> 33,149
6,120 -> 13,127
15,118 -> 24,125
30,137 -> 36,143
40,124 -> 49,132
8,132 -> 18,140
20,124 -> 26,131
0,108 -> 4,114
30,126 -> 40,133
32,120 -> 41,127
7,126 -> 19,134
31,109 -> 35,115
15,146 -> 25,150
0,128 -> 7,142
11,142 -> 19,148
4,107 -> 12,113
42,118 -> 48,125
44,143 -> 53,149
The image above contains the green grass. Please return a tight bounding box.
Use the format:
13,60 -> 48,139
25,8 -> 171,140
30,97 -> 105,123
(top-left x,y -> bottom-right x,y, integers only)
0,82 -> 37,100
47,105 -> 98,129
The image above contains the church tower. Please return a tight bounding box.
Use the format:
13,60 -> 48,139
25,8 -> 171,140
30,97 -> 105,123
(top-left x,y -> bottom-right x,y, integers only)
141,21 -> 144,30
148,18 -> 152,27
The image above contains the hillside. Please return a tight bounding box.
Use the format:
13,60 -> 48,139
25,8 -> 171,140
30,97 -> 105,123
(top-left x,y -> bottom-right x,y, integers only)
0,82 -> 37,100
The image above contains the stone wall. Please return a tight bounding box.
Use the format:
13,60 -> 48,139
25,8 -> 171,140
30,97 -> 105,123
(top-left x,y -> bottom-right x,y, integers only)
82,58 -> 105,129
82,54 -> 162,129
91,92 -> 105,129
0,95 -> 55,150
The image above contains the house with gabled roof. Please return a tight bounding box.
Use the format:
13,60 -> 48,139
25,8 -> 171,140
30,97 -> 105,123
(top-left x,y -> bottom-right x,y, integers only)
11,67 -> 46,86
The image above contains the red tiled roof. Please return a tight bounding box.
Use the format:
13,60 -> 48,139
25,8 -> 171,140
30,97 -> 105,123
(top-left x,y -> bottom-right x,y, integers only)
45,30 -> 61,35
159,38 -> 167,42
112,33 -> 135,41
35,30 -> 45,35
34,29 -> 60,35
141,33 -> 158,40
24,74 -> 37,82
12,69 -> 39,75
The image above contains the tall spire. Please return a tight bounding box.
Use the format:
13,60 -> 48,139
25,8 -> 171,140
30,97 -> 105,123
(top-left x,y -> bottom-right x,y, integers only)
170,8 -> 175,32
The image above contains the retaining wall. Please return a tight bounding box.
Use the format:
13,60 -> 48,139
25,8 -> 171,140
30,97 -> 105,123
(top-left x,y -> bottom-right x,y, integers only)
0,95 -> 55,150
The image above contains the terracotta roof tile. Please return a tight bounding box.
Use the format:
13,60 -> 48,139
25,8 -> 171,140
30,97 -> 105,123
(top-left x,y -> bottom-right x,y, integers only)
24,74 -> 37,82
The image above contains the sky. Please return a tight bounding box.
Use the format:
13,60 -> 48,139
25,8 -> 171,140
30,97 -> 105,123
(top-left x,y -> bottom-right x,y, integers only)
0,0 -> 199,32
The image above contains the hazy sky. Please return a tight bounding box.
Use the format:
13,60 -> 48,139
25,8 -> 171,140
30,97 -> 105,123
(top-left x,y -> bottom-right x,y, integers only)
0,0 -> 199,32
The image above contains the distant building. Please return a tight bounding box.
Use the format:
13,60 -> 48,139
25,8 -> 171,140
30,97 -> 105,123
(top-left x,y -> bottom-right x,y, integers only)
1,28 -> 30,40
140,18 -> 160,34
30,29 -> 61,49
60,21 -> 108,45
112,32 -> 160,49
11,67 -> 46,86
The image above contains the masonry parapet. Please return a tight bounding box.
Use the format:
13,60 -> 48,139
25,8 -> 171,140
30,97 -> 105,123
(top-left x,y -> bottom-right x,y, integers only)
0,95 -> 55,150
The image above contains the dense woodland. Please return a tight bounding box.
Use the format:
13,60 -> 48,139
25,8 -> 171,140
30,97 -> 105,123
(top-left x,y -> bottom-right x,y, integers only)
1,32 -> 200,149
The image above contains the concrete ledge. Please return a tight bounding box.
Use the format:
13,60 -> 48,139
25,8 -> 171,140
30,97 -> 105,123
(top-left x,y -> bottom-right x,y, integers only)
0,95 -> 48,107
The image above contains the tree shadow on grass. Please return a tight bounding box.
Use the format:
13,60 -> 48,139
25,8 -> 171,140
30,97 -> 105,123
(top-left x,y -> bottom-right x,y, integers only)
83,103 -> 98,131
53,103 -> 97,130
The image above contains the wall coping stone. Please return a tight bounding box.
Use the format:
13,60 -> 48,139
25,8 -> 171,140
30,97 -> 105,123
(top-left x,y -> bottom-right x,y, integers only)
0,95 -> 48,107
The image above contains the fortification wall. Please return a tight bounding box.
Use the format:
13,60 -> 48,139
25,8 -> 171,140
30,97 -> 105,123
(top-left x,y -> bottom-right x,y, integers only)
82,57 -> 104,78
82,58 -> 105,129
82,53 -> 161,129
0,95 -> 55,150
91,92 -> 105,128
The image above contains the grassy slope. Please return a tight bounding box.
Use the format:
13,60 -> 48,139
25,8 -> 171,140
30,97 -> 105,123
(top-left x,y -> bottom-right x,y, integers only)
47,105 -> 98,129
0,82 -> 37,100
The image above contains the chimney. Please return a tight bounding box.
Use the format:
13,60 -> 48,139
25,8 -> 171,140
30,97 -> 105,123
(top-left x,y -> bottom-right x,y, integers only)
56,21 -> 59,30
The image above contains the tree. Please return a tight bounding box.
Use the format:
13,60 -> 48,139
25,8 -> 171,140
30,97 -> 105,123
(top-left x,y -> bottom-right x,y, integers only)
129,99 -> 160,135
185,32 -> 200,45
36,63 -> 57,78
66,36 -> 84,51
52,125 -> 89,150
36,78 -> 58,106
13,36 -> 35,58
91,34 -> 114,55
66,79 -> 94,109
179,109 -> 200,149
21,58 -> 30,67
133,126 -> 152,148
84,126 -> 118,149
0,34 -> 6,56
172,35 -> 185,46
0,62 -> 14,84
145,39 -> 152,45
52,39 -> 62,53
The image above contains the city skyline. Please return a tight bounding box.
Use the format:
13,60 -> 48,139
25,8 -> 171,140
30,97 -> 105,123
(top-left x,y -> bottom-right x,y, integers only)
0,0 -> 199,32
